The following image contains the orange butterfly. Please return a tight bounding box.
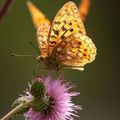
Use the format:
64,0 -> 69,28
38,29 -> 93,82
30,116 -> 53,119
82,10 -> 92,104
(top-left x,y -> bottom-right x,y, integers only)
35,1 -> 96,71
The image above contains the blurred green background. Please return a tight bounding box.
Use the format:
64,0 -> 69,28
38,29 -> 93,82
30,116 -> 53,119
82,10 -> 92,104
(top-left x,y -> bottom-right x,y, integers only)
0,0 -> 120,120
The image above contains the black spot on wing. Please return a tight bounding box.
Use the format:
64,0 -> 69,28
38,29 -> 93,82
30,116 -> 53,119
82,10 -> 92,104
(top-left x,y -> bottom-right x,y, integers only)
78,41 -> 82,45
68,22 -> 72,26
53,29 -> 59,35
63,20 -> 66,24
50,41 -> 57,44
70,28 -> 73,32
61,35 -> 65,39
50,35 -> 57,38
62,26 -> 67,31
54,21 -> 61,25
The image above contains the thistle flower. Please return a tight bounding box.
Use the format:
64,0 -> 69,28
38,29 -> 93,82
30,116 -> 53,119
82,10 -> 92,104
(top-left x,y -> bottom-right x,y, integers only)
24,75 -> 82,120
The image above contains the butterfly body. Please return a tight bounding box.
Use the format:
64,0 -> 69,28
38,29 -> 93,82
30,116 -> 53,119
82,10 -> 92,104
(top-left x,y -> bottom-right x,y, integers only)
37,55 -> 62,71
36,1 -> 97,71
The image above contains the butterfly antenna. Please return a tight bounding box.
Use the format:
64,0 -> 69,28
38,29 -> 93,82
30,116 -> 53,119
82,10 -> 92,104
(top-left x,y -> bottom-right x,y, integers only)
32,67 -> 38,77
29,41 -> 39,54
11,53 -> 35,57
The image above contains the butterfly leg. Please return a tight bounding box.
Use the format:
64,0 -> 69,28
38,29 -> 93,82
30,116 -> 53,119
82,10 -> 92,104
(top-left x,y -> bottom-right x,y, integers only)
58,67 -> 65,80
33,68 -> 38,77
65,66 -> 84,71
72,67 -> 84,71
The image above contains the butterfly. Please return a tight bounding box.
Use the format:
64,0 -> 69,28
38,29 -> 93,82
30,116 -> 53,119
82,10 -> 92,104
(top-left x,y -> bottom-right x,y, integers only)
36,1 -> 97,71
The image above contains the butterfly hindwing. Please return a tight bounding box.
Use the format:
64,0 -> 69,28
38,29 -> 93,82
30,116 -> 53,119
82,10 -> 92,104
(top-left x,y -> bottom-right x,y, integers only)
37,23 -> 50,57
52,34 -> 96,68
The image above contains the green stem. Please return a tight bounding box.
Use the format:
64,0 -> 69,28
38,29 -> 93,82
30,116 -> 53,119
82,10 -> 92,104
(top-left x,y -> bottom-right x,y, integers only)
0,100 -> 32,120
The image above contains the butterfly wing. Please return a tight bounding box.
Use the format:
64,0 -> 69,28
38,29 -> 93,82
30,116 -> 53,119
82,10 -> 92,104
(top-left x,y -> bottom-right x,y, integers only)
48,1 -> 86,54
37,23 -> 50,57
52,34 -> 96,70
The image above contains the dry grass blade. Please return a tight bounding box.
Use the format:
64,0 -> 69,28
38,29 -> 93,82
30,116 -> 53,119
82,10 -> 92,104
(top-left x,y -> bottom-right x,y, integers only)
79,0 -> 91,21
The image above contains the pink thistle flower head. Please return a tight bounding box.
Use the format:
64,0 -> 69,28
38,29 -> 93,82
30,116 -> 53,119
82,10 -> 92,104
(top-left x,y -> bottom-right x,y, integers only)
24,75 -> 82,120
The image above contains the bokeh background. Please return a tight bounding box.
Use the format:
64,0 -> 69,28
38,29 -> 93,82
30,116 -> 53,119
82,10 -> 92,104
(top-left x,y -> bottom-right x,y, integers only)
0,0 -> 120,120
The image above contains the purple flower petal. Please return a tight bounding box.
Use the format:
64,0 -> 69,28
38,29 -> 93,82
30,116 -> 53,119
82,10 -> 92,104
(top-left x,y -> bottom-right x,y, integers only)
24,75 -> 81,120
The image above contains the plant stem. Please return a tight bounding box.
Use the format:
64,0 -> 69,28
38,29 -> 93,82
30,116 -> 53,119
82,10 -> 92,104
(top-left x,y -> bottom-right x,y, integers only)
0,100 -> 32,120
0,0 -> 13,22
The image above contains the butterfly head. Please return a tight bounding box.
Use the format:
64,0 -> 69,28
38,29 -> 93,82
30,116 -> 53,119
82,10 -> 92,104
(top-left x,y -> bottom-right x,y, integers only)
36,55 -> 45,63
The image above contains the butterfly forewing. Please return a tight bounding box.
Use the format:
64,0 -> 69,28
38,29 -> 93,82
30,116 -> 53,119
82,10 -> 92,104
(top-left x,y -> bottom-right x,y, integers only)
48,1 -> 86,55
